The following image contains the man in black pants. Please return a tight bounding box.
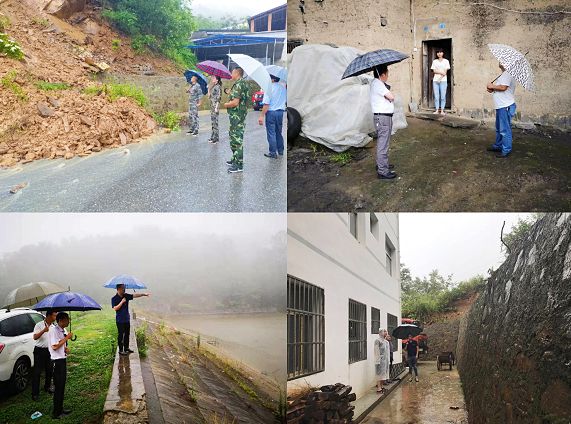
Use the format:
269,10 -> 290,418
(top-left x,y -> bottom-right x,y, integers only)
112,284 -> 149,355
48,312 -> 73,419
31,309 -> 57,401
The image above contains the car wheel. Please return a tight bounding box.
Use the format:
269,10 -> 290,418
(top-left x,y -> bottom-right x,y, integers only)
11,358 -> 30,393
287,107 -> 302,141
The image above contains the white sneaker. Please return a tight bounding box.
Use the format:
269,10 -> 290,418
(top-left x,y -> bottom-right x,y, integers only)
433,110 -> 439,114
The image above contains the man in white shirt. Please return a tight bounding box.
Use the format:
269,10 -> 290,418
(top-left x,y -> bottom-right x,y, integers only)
370,65 -> 397,179
48,312 -> 73,419
31,309 -> 57,401
258,75 -> 287,158
486,63 -> 517,158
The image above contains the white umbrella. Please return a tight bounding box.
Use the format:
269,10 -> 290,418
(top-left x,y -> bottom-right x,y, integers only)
488,44 -> 535,91
265,65 -> 287,83
3,282 -> 66,309
228,54 -> 271,92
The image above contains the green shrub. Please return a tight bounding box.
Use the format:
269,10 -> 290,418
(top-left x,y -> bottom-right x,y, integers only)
83,85 -> 104,96
331,152 -> 352,165
154,111 -> 181,131
36,81 -> 70,91
0,33 -> 24,60
131,34 -> 157,54
101,9 -> 138,34
135,324 -> 148,358
111,38 -> 121,50
1,70 -> 27,101
82,83 -> 147,108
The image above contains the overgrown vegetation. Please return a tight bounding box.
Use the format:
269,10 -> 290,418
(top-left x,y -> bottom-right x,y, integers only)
0,33 -> 24,60
135,323 -> 148,358
401,265 -> 486,322
111,38 -> 121,50
101,0 -> 197,69
31,17 -> 50,28
0,309 -> 116,423
36,81 -> 70,91
331,151 -> 352,165
1,71 -> 27,101
154,111 -> 181,131
83,83 -> 147,107
502,214 -> 542,255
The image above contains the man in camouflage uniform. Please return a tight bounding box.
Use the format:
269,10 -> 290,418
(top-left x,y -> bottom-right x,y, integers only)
224,67 -> 249,173
187,76 -> 203,136
208,75 -> 222,144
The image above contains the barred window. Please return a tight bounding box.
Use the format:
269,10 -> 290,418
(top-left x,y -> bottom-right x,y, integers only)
387,313 -> 399,352
287,275 -> 325,380
371,307 -> 380,334
348,299 -> 367,363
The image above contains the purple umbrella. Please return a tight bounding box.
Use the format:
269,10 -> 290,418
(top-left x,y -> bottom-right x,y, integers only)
197,60 -> 232,79
33,291 -> 102,341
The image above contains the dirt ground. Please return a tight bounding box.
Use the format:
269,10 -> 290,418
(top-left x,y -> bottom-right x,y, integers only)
287,117 -> 571,212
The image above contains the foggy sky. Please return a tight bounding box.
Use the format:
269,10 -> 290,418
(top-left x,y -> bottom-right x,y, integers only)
190,0 -> 285,19
400,213 -> 533,282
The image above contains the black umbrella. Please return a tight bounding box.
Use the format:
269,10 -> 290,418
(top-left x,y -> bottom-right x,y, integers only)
342,49 -> 409,80
392,324 -> 422,339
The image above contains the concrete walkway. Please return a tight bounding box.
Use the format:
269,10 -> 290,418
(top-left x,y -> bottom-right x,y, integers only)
360,361 -> 468,424
353,370 -> 408,422
0,111 -> 286,212
103,324 -> 148,423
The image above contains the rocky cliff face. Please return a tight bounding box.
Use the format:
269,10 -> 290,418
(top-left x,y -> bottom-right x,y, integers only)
458,213 -> 571,424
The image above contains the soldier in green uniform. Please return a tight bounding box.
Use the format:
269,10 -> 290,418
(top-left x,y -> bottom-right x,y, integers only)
187,76 -> 203,136
224,67 -> 249,173
208,75 -> 222,144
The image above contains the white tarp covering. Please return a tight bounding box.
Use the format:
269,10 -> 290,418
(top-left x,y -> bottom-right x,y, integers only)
288,44 -> 407,152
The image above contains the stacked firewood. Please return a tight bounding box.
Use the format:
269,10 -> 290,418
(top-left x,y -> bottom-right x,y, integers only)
287,383 -> 356,423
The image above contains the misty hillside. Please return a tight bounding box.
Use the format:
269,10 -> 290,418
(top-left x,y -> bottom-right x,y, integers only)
0,227 -> 286,313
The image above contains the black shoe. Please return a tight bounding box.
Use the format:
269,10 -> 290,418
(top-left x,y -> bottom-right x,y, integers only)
378,171 -> 397,180
52,414 -> 62,420
208,139 -> 218,144
486,146 -> 501,152
264,153 -> 278,159
228,164 -> 243,173
119,351 -> 128,356
495,152 -> 510,158
226,160 -> 234,166
376,164 -> 395,171
126,349 -> 134,353
32,395 -> 39,401
186,130 -> 192,134
192,132 -> 198,136
62,409 -> 72,416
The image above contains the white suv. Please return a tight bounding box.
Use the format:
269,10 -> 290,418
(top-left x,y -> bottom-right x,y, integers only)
0,308 -> 45,393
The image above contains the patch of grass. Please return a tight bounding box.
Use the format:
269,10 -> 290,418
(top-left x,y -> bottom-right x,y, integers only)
36,81 -> 70,91
0,15 -> 10,32
330,151 -> 353,165
0,308 -> 116,424
1,71 -> 27,101
31,17 -> 50,28
154,111 -> 181,131
0,33 -> 24,60
111,38 -> 121,50
82,83 -> 147,108
135,323 -> 148,358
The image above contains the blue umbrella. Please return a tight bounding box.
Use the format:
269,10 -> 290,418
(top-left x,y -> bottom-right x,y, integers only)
103,275 -> 147,290
265,65 -> 287,83
33,291 -> 102,341
184,70 -> 208,95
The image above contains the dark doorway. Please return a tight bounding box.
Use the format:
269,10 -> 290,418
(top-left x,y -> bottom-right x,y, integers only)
422,38 -> 453,110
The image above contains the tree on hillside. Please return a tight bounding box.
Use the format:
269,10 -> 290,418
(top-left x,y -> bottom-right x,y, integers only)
502,214 -> 543,256
101,0 -> 197,68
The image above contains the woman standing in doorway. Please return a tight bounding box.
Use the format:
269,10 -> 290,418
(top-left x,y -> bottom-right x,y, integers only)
431,48 -> 451,115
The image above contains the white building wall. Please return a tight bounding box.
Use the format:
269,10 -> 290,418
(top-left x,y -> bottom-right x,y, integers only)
287,213 -> 401,399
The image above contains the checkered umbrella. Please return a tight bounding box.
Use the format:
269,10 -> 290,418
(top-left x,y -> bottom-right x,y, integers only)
196,60 -> 232,79
341,49 -> 409,79
488,44 -> 535,91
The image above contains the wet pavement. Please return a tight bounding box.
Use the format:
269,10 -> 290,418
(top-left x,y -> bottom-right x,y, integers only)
0,111 -> 286,212
361,361 -> 468,424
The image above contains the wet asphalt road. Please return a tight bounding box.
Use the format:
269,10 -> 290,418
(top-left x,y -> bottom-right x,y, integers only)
0,111 -> 286,212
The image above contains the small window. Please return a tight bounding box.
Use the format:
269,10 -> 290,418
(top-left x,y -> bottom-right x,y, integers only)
385,236 -> 395,276
348,299 -> 367,363
271,8 -> 287,31
349,213 -> 358,240
371,307 -> 380,334
370,214 -> 379,240
0,314 -> 35,337
387,313 -> 399,352
287,275 -> 325,380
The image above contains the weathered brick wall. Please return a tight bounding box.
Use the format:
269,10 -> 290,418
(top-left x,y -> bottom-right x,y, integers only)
288,0 -> 571,129
457,213 -> 571,424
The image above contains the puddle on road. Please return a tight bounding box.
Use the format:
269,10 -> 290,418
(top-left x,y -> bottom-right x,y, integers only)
363,362 -> 468,424
116,355 -> 134,410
